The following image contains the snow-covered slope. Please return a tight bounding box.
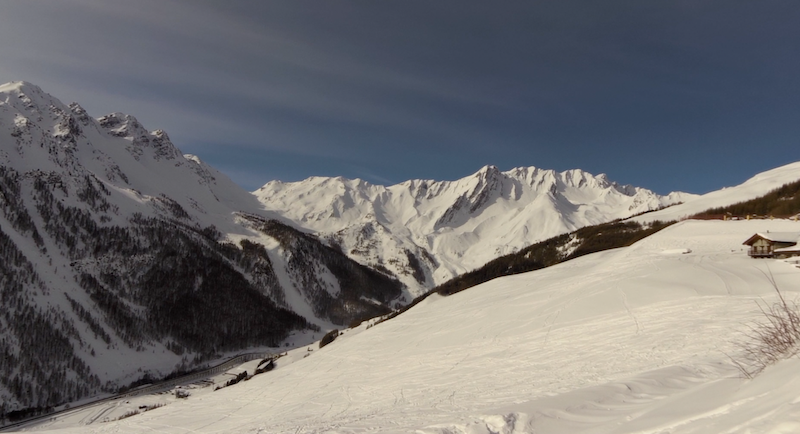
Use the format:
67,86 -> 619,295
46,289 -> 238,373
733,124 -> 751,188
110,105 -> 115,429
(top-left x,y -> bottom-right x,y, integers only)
29,219 -> 800,433
634,160 -> 800,223
0,81 -> 402,414
255,166 -> 694,294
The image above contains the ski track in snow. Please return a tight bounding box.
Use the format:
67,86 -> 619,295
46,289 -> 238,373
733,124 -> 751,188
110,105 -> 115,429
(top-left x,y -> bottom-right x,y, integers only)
16,219 -> 800,434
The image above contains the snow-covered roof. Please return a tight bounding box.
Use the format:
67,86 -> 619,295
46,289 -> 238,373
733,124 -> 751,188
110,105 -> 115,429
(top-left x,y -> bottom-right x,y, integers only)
774,245 -> 800,253
742,232 -> 800,245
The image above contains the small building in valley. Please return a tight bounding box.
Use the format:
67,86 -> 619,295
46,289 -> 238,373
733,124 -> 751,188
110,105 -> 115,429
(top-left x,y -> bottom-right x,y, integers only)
743,232 -> 800,258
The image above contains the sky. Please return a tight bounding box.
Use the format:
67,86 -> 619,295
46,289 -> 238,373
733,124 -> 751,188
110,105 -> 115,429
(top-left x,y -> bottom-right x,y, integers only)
0,1 -> 798,195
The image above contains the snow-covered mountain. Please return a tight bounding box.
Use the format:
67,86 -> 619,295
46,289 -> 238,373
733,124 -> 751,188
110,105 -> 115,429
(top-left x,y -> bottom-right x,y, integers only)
255,166 -> 695,294
0,81 -> 402,414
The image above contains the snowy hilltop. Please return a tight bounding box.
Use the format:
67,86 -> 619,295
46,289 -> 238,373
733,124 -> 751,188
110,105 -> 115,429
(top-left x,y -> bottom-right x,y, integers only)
255,165 -> 695,294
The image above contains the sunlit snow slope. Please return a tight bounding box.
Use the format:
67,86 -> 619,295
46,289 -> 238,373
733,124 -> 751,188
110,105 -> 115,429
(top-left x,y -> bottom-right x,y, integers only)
255,166 -> 694,294
635,160 -> 800,223
40,218 -> 800,434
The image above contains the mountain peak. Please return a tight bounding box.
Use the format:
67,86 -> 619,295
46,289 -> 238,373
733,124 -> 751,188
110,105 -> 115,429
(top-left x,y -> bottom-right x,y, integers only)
0,80 -> 44,95
97,112 -> 144,136
255,164 -> 692,293
0,80 -> 65,115
476,164 -> 499,173
473,164 -> 503,180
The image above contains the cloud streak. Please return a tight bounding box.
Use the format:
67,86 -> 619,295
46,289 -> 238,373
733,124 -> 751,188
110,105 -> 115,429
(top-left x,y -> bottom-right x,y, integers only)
0,1 -> 798,194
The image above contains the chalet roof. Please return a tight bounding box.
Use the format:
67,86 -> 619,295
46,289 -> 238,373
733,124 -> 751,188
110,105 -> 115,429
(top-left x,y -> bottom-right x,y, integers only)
742,232 -> 800,246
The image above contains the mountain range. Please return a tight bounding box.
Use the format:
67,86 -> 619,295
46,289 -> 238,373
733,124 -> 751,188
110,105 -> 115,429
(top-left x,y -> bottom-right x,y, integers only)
255,164 -> 694,294
0,80 -> 798,419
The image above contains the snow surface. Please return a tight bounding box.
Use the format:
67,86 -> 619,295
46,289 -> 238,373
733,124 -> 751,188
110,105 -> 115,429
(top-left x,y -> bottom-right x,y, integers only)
19,219 -> 800,433
255,165 -> 695,295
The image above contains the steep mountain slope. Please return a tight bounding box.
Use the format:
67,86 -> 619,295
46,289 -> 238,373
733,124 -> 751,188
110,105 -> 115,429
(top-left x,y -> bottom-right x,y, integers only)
31,219 -> 800,433
255,166 -> 694,294
0,81 -> 402,415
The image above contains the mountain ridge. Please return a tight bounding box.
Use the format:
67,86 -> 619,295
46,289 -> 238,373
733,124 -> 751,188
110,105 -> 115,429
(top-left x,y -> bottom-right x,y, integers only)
255,163 -> 695,294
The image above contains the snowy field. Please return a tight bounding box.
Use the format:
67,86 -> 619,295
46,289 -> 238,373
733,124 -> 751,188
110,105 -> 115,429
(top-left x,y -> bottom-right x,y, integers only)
17,219 -> 800,433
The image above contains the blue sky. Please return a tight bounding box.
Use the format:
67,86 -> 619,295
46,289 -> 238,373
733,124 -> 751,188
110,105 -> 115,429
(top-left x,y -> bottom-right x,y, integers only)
0,1 -> 798,194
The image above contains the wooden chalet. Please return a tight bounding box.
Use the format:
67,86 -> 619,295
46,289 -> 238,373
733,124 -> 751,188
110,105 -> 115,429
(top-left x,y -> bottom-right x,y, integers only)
743,232 -> 800,258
